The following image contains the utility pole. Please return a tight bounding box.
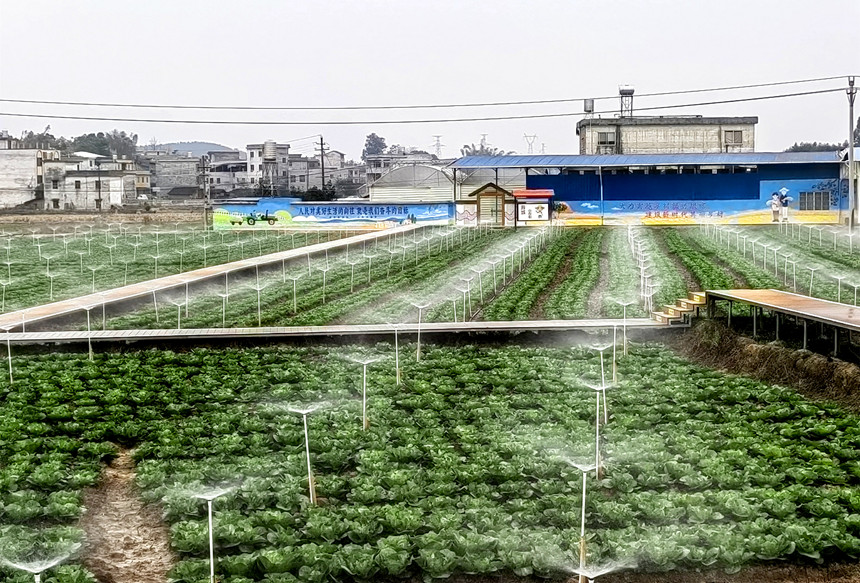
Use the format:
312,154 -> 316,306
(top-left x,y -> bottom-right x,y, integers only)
95,158 -> 102,212
315,137 -> 329,192
848,76 -> 857,231
199,155 -> 211,231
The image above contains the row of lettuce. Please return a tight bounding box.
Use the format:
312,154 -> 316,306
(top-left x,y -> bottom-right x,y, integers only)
2,343 -> 860,582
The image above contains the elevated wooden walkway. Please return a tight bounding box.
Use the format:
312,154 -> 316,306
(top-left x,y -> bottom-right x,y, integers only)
1,318 -> 665,346
706,289 -> 860,351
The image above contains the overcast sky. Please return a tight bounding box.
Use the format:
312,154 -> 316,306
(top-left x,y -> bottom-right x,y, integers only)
0,0 -> 857,160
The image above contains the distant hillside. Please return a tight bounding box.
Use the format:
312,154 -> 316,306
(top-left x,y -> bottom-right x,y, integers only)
150,141 -> 236,157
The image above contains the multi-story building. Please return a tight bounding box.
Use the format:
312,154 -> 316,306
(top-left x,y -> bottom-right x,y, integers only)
246,142 -> 290,194
286,154 -> 323,191
42,152 -> 147,210
576,115 -> 758,155
147,154 -> 200,198
208,160 -> 249,194
0,137 -> 61,208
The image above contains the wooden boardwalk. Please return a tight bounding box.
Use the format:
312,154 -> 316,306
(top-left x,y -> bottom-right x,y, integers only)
1,318 -> 665,346
707,289 -> 860,352
707,289 -> 860,333
0,224 -> 420,332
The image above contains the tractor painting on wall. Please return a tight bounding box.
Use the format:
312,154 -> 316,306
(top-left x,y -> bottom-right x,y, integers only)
229,211 -> 279,226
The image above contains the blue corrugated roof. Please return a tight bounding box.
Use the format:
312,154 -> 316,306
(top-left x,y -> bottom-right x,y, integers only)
449,152 -> 841,169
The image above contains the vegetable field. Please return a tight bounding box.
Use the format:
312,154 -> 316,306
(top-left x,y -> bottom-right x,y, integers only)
2,342 -> 860,582
7,225 -> 860,333
0,225 -> 354,313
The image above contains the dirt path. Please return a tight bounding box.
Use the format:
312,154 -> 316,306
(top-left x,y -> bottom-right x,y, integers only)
79,449 -> 176,583
586,230 -> 611,317
654,228 -> 701,293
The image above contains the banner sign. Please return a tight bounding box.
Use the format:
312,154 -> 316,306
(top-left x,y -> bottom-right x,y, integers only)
213,198 -> 453,229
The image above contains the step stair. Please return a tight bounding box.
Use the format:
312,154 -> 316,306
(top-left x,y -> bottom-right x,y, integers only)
651,291 -> 706,325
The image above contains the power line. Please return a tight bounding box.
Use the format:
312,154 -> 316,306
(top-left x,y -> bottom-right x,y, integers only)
0,87 -> 845,126
0,76 -> 851,112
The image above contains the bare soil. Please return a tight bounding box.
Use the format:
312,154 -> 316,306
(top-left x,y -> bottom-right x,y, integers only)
586,232 -> 611,317
78,449 -> 176,583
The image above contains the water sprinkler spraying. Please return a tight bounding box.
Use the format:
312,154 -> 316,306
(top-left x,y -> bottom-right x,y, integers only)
364,253 -> 376,284
834,275 -> 847,303
852,282 -> 860,307
580,381 -> 611,477
87,265 -> 101,293
287,404 -> 324,504
215,293 -> 228,327
2,325 -> 14,383
250,282 -> 267,326
558,458 -> 597,583
454,285 -> 469,321
151,291 -> 160,325
590,342 -> 614,419
169,300 -> 185,329
410,301 -> 431,361
317,266 -> 331,304
192,486 -> 235,583
388,322 -> 403,384
347,355 -> 382,430
0,280 -> 9,313
569,559 -> 637,583
0,545 -> 80,583
615,299 -> 636,356
286,273 -> 303,314
348,260 -> 360,293
806,265 -> 820,296
73,251 -> 86,274
46,272 -> 57,302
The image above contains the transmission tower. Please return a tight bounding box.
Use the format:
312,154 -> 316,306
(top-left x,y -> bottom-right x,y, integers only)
432,135 -> 444,157
523,134 -> 537,154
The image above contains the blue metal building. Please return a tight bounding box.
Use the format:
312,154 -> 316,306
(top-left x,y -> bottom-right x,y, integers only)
450,152 -> 848,225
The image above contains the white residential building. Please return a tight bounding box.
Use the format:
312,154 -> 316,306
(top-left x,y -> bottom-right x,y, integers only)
0,146 -> 61,208
247,142 -> 290,194
43,153 -> 147,210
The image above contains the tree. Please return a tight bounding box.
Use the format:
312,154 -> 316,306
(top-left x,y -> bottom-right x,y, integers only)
300,185 -> 336,201
71,129 -> 138,157
19,126 -> 67,150
459,143 -> 515,157
784,141 -> 847,152
784,118 -> 860,152
334,179 -> 363,198
361,133 -> 387,160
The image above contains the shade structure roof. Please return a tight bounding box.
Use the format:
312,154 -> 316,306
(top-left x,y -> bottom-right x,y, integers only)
449,151 -> 841,169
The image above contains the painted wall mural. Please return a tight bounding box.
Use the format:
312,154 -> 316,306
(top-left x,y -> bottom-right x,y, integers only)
213,198 -> 453,229
548,178 -> 847,226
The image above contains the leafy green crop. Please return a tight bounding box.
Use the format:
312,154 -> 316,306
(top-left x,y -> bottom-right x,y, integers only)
2,343 -> 860,582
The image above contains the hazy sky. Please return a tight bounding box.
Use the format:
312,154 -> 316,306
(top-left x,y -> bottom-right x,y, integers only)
0,0 -> 857,160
